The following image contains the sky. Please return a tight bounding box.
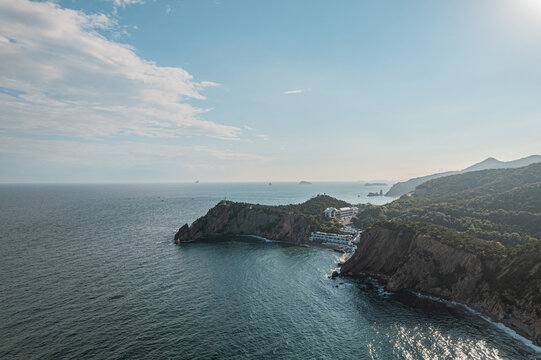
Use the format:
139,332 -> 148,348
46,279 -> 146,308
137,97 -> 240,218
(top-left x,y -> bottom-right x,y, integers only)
0,0 -> 540,183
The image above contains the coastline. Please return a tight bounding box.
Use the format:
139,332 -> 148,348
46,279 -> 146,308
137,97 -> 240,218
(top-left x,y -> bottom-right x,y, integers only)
411,291 -> 541,354
193,233 -> 352,253
180,231 -> 541,353
174,194 -> 541,350
339,271 -> 541,353
178,227 -> 541,352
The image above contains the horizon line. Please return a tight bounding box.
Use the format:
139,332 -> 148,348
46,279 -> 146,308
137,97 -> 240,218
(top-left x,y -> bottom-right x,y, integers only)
0,180 -> 398,185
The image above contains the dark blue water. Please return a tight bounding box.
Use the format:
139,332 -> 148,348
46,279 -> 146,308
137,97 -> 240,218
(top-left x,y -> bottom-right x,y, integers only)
0,183 -> 539,359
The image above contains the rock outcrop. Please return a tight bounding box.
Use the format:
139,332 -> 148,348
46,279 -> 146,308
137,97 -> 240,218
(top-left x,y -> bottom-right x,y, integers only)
340,224 -> 541,346
174,200 -> 314,245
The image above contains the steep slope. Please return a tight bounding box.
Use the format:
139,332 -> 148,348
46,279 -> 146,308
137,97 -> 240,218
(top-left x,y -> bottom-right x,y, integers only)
340,223 -> 541,346
348,163 -> 541,345
174,195 -> 351,245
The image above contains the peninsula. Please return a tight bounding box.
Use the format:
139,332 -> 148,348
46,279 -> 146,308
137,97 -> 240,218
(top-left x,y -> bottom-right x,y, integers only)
175,195 -> 353,248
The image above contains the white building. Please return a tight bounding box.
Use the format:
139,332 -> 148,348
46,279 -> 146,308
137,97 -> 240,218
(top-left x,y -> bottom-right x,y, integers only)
309,232 -> 354,245
324,206 -> 359,219
323,207 -> 338,218
337,207 -> 359,218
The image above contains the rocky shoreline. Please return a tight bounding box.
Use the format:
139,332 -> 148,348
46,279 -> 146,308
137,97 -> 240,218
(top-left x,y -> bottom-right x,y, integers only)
174,198 -> 354,252
339,224 -> 541,347
175,199 -> 541,347
175,200 -> 314,245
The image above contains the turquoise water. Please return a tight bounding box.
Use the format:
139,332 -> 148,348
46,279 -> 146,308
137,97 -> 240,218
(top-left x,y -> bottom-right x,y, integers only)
0,183 -> 538,359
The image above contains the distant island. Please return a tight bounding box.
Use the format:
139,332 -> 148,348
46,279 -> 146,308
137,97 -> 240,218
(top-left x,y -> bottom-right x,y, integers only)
175,162 -> 541,346
299,181 -> 312,185
364,182 -> 386,186
367,190 -> 384,197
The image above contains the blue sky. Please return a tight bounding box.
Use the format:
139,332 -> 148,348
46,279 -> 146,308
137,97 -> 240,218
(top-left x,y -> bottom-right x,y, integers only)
0,0 -> 540,182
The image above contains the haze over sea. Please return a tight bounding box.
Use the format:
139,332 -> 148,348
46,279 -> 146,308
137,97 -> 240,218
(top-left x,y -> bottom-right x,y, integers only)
0,183 -> 538,359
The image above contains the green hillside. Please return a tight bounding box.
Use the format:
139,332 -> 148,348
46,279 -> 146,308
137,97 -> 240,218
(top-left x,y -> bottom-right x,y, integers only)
227,194 -> 351,234
384,155 -> 541,197
353,163 -> 541,253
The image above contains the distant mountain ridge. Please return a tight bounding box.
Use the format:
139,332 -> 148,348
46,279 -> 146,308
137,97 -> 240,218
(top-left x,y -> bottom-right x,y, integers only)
385,155 -> 541,197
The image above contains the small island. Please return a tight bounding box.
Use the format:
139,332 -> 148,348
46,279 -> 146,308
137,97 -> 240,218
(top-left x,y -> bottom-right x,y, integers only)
299,180 -> 312,185
364,182 -> 386,186
367,190 -> 384,197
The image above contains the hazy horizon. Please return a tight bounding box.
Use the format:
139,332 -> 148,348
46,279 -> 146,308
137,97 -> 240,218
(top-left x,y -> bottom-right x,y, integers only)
0,154 -> 539,184
1,0 -> 540,182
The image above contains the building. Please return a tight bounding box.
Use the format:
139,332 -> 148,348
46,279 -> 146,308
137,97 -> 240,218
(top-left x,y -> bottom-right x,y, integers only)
324,206 -> 359,219
337,207 -> 359,218
309,232 -> 354,246
323,207 -> 338,218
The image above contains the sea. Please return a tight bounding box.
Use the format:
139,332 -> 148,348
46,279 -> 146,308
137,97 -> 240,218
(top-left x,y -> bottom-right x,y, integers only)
0,182 -> 539,359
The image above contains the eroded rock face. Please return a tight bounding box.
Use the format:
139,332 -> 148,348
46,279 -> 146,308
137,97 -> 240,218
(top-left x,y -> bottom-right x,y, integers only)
174,201 -> 312,245
341,225 -> 541,346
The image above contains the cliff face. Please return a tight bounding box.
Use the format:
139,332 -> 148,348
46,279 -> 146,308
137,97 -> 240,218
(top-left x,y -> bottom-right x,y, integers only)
341,225 -> 541,346
175,201 -> 314,245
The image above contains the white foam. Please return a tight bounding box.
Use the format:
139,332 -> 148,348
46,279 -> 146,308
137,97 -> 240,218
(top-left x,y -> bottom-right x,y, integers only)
363,276 -> 392,296
410,291 -> 541,353
242,234 -> 278,243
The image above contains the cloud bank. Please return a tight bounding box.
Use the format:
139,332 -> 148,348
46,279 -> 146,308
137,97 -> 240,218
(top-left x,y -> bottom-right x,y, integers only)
0,0 -> 240,140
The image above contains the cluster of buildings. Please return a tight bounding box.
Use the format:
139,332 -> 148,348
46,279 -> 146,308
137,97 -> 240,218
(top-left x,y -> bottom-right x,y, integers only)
307,206 -> 363,251
309,231 -> 360,251
323,206 -> 359,219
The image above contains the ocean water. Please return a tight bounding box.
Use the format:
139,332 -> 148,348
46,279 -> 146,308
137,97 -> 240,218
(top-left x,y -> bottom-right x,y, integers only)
0,182 -> 539,359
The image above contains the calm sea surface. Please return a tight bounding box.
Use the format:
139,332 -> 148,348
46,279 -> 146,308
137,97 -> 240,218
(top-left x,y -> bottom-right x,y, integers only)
0,183 -> 539,359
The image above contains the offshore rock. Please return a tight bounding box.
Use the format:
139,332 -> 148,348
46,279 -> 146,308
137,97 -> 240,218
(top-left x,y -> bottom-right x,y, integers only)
340,224 -> 541,346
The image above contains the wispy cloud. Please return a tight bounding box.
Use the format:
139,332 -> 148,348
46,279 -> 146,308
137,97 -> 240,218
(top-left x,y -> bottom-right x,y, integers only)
244,125 -> 253,130
111,0 -> 144,8
0,0 -> 239,140
255,134 -> 269,141
283,88 -> 311,95
165,5 -> 171,14
0,136 -> 273,167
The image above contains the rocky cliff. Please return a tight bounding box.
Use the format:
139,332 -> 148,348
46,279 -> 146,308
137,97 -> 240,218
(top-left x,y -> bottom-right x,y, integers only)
340,224 -> 541,346
175,200 -> 315,245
